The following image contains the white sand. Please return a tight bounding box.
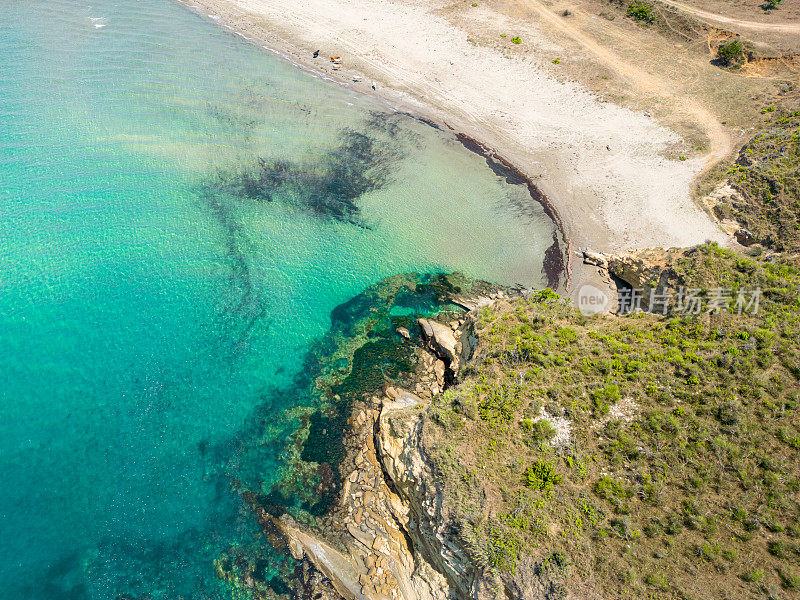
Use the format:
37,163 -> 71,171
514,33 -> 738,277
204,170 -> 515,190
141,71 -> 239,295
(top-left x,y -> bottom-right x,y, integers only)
178,0 -> 729,272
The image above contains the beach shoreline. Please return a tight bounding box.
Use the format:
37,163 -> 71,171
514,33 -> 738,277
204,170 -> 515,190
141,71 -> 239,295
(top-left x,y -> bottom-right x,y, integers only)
175,0 -> 732,295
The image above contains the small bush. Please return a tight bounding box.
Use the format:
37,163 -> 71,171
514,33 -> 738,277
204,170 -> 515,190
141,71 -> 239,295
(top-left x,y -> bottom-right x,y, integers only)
487,525 -> 523,572
511,36 -> 522,44
741,569 -> 764,583
769,540 -> 788,558
478,383 -> 521,426
532,287 -> 560,301
523,418 -> 557,444
525,460 -> 563,491
595,476 -> 634,513
645,572 -> 668,589
626,1 -> 655,23
780,570 -> 800,590
722,549 -> 737,562
717,400 -> 742,425
761,0 -> 783,11
556,326 -> 577,343
591,384 -> 621,414
718,39 -> 745,67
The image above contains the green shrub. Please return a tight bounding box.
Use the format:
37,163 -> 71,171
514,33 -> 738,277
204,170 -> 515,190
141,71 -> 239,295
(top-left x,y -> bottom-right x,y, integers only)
487,525 -> 523,572
717,400 -> 742,425
722,548 -> 737,562
717,39 -> 745,67
525,460 -> 563,491
644,572 -> 668,589
741,569 -> 764,583
511,36 -> 522,44
696,542 -> 721,561
769,540 -> 788,558
626,1 -> 654,23
780,570 -> 800,590
761,0 -> 783,11
594,476 -> 634,513
478,383 -> 521,426
591,384 -> 621,414
523,418 -> 557,444
556,326 -> 577,343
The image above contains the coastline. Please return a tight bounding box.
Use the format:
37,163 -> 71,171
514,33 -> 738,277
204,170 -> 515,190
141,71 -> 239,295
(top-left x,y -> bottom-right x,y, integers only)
174,0 -> 731,297
453,132 -> 570,290
177,0 -> 572,290
215,272 -> 503,600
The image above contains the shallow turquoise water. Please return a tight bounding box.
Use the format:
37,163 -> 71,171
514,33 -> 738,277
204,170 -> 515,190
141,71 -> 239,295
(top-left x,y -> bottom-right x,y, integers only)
0,1 -> 557,598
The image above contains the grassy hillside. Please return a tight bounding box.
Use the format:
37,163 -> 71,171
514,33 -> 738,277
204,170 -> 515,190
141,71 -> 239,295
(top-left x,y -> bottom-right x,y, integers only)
721,110 -> 800,252
421,244 -> 800,599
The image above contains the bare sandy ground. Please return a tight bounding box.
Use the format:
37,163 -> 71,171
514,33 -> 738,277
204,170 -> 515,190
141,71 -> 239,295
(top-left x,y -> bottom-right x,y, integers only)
177,0 -> 730,290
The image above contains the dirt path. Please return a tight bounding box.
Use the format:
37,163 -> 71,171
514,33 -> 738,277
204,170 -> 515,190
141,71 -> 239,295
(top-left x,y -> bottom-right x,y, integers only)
515,0 -> 733,166
656,0 -> 800,33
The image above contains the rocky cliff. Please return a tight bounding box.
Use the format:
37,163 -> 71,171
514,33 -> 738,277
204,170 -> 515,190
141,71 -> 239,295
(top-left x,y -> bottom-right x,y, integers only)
259,287 -> 505,600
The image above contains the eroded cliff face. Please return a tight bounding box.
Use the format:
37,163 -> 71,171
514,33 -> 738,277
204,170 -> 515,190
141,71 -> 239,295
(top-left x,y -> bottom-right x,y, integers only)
376,374 -> 564,600
272,385 -> 451,600
269,297 -> 504,600
377,391 -> 478,600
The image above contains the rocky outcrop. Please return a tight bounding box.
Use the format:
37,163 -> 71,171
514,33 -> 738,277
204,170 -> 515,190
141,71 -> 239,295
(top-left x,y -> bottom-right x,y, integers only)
417,314 -> 478,382
417,319 -> 457,368
581,250 -> 608,269
702,182 -> 748,237
269,313 -> 487,600
606,249 -> 672,291
377,395 -> 478,599
375,317 -> 486,599
273,387 -> 449,600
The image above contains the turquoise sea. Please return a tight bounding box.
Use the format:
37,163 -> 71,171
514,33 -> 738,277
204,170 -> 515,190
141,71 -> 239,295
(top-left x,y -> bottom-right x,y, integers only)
0,1 -> 558,597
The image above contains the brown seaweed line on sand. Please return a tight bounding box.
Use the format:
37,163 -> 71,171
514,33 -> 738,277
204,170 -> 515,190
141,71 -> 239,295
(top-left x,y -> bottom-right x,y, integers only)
454,132 -> 569,291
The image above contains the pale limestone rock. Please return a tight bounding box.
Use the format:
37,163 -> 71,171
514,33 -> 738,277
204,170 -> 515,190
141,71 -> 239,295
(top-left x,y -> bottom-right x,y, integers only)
416,318 -> 434,339
434,360 -> 445,386
583,249 -> 608,268
289,537 -> 304,560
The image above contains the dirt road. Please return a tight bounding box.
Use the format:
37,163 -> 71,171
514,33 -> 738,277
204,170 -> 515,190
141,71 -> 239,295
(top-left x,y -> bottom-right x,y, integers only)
656,0 -> 800,33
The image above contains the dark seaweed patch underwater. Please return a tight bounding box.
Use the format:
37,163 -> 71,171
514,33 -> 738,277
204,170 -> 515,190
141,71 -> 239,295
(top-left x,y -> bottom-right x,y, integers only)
207,112 -> 417,227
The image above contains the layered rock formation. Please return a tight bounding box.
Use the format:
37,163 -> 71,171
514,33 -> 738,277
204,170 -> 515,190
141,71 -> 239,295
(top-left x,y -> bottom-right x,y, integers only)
269,307 -> 488,600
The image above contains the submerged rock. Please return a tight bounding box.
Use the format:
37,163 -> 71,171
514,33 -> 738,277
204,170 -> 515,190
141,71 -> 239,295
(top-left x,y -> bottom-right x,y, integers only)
219,272 -> 503,599
238,275 -> 507,599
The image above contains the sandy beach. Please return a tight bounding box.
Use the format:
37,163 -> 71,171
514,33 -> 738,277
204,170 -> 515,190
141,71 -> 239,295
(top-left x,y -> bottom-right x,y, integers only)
178,0 -> 732,291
